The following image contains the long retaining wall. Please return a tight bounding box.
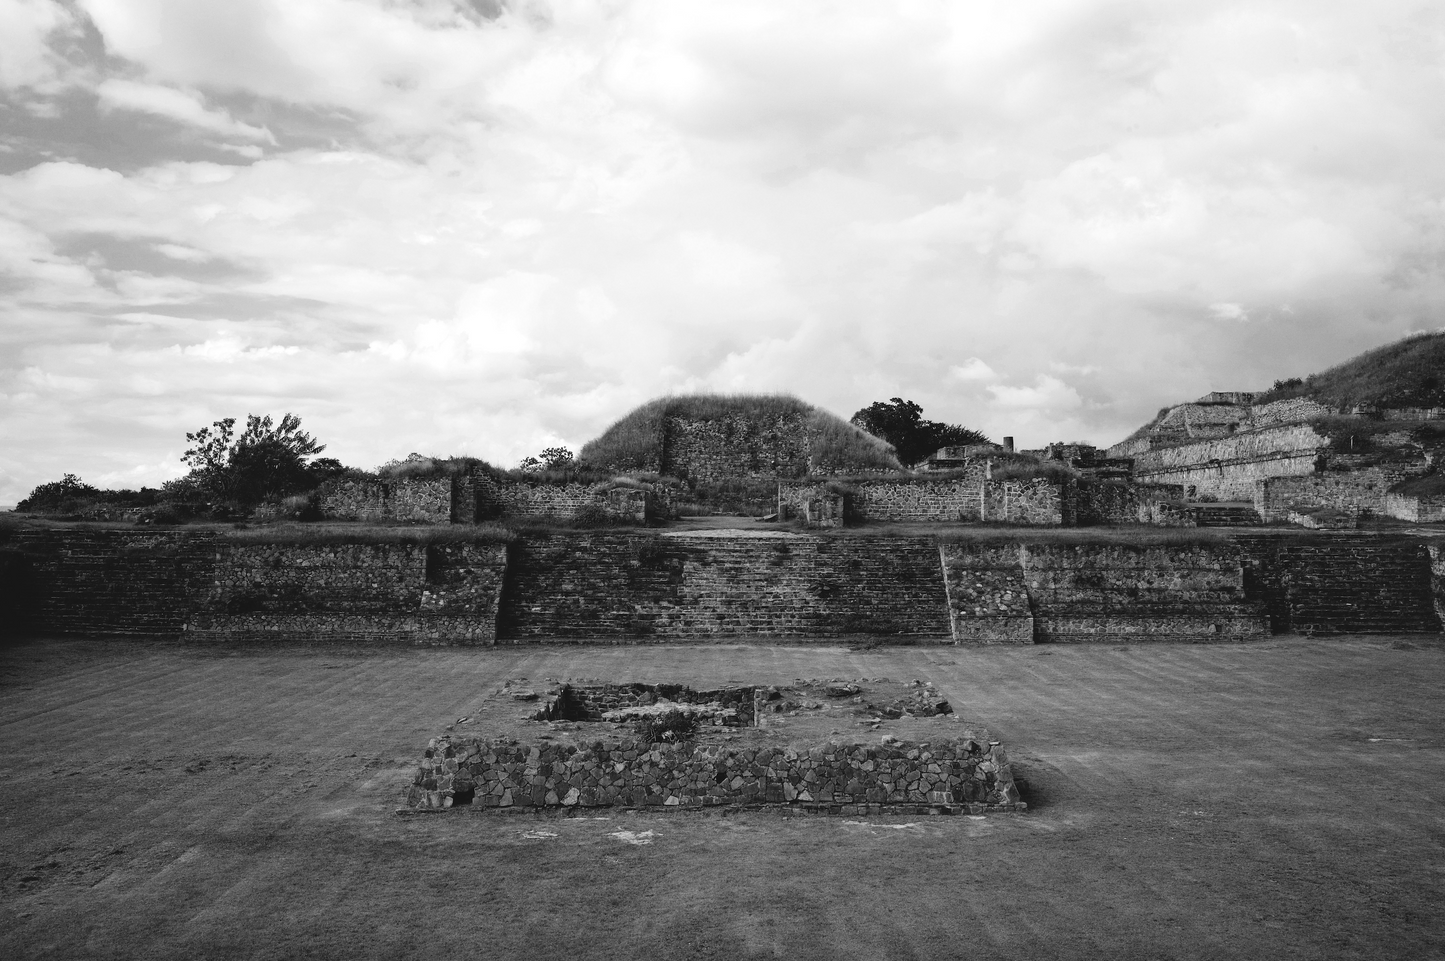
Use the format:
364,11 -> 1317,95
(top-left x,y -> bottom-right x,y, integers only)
409,734 -> 1022,814
498,531 -> 951,639
3,527 -> 1439,642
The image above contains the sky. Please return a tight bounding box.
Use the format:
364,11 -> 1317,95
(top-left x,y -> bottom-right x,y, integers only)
4,0 -> 1445,504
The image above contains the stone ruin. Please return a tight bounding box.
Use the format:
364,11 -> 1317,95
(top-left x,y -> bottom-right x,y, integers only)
406,678 -> 1024,816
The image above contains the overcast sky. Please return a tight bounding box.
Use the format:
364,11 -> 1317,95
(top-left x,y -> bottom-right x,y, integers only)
3,0 -> 1445,503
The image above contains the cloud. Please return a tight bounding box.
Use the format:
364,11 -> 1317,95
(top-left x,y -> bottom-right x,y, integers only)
96,79 -> 276,142
949,358 -> 998,382
5,1 -> 1445,502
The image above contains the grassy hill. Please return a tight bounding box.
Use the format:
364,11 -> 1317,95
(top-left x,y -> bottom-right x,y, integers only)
1254,331 -> 1445,409
579,394 -> 902,475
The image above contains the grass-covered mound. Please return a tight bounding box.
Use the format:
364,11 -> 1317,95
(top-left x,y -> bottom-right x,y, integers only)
579,394 -> 902,476
1255,331 -> 1445,409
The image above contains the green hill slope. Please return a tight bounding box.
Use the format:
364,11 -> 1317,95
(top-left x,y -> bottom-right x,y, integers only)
1255,331 -> 1445,409
579,394 -> 902,475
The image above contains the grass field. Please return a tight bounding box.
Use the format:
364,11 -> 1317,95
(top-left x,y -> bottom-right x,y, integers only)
2,636 -> 1444,960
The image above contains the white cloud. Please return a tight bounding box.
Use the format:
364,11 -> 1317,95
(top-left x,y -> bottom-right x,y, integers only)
96,79 -> 276,141
5,1 -> 1445,500
949,358 -> 998,382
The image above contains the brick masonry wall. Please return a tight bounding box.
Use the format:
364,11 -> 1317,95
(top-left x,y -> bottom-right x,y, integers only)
187,541 -> 507,644
1131,424 -> 1326,499
10,529 -> 219,637
316,478 -> 453,524
663,413 -> 812,483
408,735 -> 1023,814
497,531 -> 951,639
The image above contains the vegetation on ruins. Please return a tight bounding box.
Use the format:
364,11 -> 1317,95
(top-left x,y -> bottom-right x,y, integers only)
849,397 -> 991,466
1252,330 -> 1445,409
579,393 -> 902,475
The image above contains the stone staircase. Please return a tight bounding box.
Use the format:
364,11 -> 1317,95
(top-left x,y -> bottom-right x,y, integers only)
1187,503 -> 1267,527
1278,541 -> 1441,635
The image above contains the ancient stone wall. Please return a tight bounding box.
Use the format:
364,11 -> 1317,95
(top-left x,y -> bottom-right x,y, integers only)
409,735 -> 1022,814
1248,398 -> 1334,427
316,478 -> 453,524
497,531 -> 951,639
1131,424 -> 1326,499
1429,546 -> 1444,624
473,474 -> 649,523
1254,468 -> 1402,521
1383,492 -> 1445,523
981,479 -> 1064,524
186,541 -> 506,644
9,529 -> 219,637
940,540 -> 1267,644
1066,482 -> 1193,527
1237,536 -> 1441,634
662,413 -> 812,483
938,544 -> 1034,644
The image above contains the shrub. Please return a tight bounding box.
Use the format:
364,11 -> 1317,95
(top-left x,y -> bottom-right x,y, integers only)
635,709 -> 698,743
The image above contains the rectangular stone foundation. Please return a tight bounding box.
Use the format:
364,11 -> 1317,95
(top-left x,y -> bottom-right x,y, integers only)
408,736 -> 1024,815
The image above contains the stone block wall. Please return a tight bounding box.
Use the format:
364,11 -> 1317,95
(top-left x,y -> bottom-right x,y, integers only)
981,479 -> 1064,524
316,478 -> 453,524
1237,536 -> 1442,635
1065,482 -> 1192,527
663,413 -> 812,483
940,540 -> 1268,643
1248,398 -> 1334,427
939,545 -> 1034,644
473,474 -> 650,523
1429,546 -> 1444,624
1384,492 -> 1445,523
1131,424 -> 1326,499
11,529 -> 219,637
408,735 -> 1022,814
497,531 -> 951,639
186,541 -> 507,644
1254,469 -> 1404,521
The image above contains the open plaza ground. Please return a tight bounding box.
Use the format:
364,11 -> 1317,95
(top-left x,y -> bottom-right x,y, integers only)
2,636 -> 1444,960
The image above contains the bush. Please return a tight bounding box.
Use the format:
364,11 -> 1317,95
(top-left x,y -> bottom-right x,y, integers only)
635,709 -> 698,744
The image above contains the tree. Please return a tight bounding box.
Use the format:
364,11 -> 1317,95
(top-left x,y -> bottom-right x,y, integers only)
15,474 -> 99,513
850,398 -> 990,466
180,413 -> 327,505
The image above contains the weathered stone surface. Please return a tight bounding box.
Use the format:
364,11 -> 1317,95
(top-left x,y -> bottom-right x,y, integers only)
410,735 -> 1025,815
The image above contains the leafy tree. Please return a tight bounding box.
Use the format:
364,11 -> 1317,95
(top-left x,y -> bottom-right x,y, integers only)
180,413 -> 327,506
849,398 -> 990,466
15,474 -> 99,513
539,446 -> 574,470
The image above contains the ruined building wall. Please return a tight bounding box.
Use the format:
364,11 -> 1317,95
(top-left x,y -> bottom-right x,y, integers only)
473,474 -> 650,523
1383,492 -> 1445,523
1254,468 -> 1403,521
316,478 -> 453,524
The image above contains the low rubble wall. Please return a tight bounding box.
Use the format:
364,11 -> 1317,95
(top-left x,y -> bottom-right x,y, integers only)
408,735 -> 1023,814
